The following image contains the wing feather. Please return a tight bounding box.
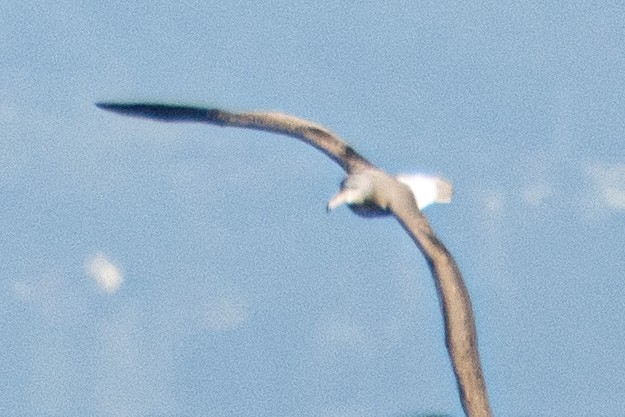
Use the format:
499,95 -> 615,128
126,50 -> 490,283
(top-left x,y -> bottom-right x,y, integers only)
96,102 -> 375,173
387,185 -> 492,417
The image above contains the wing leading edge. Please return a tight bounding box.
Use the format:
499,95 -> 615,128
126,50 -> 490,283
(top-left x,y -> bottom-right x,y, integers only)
96,102 -> 375,174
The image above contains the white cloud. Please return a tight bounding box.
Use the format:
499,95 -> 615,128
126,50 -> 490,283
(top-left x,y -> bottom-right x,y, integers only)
584,163 -> 625,211
604,186 -> 625,209
85,253 -> 123,294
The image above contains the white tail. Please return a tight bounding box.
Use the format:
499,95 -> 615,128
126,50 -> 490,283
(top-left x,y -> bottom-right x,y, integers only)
395,174 -> 453,209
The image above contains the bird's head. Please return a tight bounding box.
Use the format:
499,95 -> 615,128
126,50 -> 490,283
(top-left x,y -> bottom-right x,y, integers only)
326,173 -> 391,217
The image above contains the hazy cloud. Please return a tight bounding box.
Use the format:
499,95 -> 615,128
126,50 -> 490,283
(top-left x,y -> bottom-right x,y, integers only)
482,189 -> 506,214
521,182 -> 553,207
584,163 -> 625,211
314,314 -> 406,360
85,253 -> 123,294
203,295 -> 249,332
317,315 -> 368,354
96,304 -> 175,417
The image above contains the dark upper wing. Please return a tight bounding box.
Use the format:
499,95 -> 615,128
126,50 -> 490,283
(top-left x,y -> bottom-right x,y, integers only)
96,102 -> 376,174
387,183 -> 492,417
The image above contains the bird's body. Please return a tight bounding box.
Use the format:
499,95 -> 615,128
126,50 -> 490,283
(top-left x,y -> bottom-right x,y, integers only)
328,170 -> 396,217
96,101 -> 491,417
326,169 -> 454,217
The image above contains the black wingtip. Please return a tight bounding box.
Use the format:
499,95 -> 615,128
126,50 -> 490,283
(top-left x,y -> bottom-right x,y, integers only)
94,101 -> 115,110
95,102 -> 210,122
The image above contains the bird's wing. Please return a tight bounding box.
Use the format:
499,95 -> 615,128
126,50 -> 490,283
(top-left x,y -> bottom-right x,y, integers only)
96,102 -> 376,174
386,183 -> 491,416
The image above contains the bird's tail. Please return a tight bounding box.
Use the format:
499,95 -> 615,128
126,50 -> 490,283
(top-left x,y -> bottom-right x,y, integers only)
433,177 -> 453,204
396,174 -> 453,209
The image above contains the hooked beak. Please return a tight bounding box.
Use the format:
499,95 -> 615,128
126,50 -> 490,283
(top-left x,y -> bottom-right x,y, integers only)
326,189 -> 350,213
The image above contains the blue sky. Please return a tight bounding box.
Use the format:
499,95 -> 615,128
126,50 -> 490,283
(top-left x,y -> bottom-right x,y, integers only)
2,1 -> 625,416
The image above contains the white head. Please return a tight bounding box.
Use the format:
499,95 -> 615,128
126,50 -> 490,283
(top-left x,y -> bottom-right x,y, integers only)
327,174 -> 390,217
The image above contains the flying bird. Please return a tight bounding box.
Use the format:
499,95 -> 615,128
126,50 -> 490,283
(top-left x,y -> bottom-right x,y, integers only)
96,102 -> 492,417
96,103 -> 451,215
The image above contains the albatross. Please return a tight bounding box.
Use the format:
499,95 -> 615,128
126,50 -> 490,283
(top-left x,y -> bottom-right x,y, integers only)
96,102 -> 492,417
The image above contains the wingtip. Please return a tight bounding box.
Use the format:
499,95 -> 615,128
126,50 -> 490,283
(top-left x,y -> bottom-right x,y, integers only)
95,101 -> 112,110
94,102 -> 132,114
94,102 -> 210,122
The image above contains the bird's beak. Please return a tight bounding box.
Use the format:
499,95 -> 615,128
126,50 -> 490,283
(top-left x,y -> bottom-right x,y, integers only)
326,189 -> 349,213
